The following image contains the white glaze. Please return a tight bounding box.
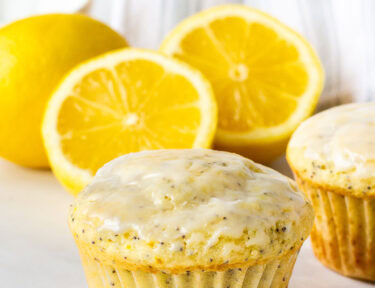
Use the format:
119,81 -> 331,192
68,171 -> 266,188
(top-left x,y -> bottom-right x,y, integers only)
75,149 -> 308,248
289,103 -> 375,178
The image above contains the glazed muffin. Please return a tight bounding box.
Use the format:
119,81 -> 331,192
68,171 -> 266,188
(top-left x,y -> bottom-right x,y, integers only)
69,149 -> 314,288
287,102 -> 375,281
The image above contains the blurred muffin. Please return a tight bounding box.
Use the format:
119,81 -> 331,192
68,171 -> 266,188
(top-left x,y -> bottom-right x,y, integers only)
69,149 -> 313,288
287,102 -> 375,281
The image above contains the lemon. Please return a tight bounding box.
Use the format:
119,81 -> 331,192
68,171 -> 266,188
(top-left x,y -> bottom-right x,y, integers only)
0,14 -> 127,168
160,5 -> 324,163
42,48 -> 217,195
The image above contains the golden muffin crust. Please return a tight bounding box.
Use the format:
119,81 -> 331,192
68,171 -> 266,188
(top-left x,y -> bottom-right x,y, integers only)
287,102 -> 375,198
70,149 -> 313,272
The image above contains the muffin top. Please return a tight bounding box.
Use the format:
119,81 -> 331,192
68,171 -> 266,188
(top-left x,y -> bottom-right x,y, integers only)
287,102 -> 375,197
70,149 -> 313,272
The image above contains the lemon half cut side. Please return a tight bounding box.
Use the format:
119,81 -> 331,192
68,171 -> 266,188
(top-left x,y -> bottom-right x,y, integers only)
161,5 -> 324,163
42,48 -> 217,195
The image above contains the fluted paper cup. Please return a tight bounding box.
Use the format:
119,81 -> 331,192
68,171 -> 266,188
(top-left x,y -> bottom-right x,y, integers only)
76,239 -> 300,288
295,176 -> 375,281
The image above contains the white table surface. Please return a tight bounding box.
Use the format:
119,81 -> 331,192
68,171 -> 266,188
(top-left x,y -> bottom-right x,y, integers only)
0,157 -> 373,288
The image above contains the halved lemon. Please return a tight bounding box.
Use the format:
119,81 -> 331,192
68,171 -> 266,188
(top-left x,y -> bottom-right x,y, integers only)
42,48 -> 217,195
160,5 -> 324,163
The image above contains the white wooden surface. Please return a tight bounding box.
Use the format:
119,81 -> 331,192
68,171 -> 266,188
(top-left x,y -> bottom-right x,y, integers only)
0,157 -> 373,288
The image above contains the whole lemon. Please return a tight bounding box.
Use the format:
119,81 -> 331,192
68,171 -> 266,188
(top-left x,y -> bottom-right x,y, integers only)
0,14 -> 127,168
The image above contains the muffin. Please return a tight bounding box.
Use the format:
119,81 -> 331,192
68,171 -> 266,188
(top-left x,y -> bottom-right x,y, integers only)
287,102 -> 375,281
69,149 -> 314,288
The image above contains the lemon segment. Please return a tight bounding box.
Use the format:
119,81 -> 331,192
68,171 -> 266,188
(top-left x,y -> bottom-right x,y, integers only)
160,5 -> 324,163
42,49 -> 217,194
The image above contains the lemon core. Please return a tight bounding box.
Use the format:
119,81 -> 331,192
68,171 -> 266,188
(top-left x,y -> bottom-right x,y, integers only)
123,113 -> 140,128
229,64 -> 248,82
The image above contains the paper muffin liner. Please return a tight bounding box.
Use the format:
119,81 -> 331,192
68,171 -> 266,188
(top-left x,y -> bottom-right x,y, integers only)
75,241 -> 299,288
295,176 -> 375,281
